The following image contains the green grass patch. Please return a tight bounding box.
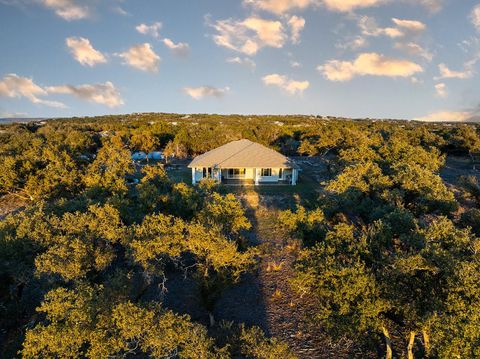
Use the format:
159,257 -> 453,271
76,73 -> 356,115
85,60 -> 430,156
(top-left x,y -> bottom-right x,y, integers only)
167,167 -> 192,184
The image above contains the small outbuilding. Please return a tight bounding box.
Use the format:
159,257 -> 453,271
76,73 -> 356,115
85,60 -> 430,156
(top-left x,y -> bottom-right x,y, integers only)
147,151 -> 164,160
188,139 -> 299,185
131,151 -> 147,161
132,151 -> 164,161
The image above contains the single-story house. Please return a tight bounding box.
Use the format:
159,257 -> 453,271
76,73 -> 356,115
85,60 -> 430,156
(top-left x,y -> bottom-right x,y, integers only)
188,139 -> 299,185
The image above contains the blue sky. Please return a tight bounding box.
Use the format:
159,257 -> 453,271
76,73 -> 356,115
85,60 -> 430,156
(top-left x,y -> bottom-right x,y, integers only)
0,0 -> 480,121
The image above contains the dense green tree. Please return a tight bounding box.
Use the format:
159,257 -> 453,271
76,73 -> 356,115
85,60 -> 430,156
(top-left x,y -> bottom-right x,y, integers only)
291,224 -> 392,354
197,192 -> 251,237
460,208 -> 480,236
458,175 -> 480,202
84,136 -> 133,196
22,285 -> 225,358
279,205 -> 326,246
130,132 -> 159,160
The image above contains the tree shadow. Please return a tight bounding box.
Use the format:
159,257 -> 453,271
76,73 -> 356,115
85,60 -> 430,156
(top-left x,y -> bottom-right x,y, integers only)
211,191 -> 270,333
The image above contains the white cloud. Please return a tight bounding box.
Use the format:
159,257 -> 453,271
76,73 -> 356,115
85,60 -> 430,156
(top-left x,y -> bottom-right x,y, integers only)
436,63 -> 472,80
66,37 -> 106,67
162,38 -> 190,56
46,81 -> 124,107
358,16 -> 426,39
183,86 -> 230,100
136,22 -> 162,39
358,16 -> 403,38
41,0 -> 90,21
290,60 -> 302,68
323,0 -> 384,13
244,0 -> 438,14
209,16 -> 287,55
288,15 -> 305,44
243,0 -> 318,15
471,4 -> 480,31
136,23 -> 190,56
392,18 -> 426,32
0,73 -> 65,108
434,83 -> 447,97
226,56 -> 256,70
394,42 -> 433,61
262,73 -> 310,95
0,73 -> 123,110
412,111 -> 473,122
117,43 -> 160,73
357,17 -> 430,60
318,52 -> 423,81
336,36 -> 367,51
112,6 -> 129,16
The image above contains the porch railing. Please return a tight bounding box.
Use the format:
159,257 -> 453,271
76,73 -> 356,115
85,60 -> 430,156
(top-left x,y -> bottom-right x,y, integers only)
227,174 -> 246,179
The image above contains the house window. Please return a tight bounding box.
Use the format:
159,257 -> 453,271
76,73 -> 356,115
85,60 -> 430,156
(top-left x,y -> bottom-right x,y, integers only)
228,168 -> 246,178
203,167 -> 212,178
279,168 -> 283,179
261,168 -> 272,176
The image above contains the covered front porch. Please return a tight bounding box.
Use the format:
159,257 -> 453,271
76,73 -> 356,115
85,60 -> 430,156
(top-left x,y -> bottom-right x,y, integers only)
191,166 -> 298,185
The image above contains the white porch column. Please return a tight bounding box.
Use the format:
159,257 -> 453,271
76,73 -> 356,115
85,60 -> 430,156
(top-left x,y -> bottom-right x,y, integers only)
217,169 -> 222,182
254,168 -> 259,185
192,168 -> 196,185
291,168 -> 297,186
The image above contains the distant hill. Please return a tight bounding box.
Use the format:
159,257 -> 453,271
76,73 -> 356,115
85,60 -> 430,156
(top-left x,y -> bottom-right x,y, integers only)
0,118 -> 50,125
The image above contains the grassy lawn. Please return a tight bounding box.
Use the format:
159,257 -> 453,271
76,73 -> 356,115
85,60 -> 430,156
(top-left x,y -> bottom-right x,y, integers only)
167,166 -> 192,184
222,179 -> 319,195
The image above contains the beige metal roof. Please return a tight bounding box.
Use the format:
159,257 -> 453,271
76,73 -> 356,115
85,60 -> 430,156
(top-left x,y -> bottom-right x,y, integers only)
188,139 -> 298,169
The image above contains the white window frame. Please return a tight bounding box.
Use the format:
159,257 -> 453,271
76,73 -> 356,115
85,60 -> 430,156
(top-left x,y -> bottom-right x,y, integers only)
261,168 -> 272,177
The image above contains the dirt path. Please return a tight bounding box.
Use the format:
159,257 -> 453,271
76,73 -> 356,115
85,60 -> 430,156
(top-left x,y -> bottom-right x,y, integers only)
214,192 -> 366,358
250,200 -> 322,357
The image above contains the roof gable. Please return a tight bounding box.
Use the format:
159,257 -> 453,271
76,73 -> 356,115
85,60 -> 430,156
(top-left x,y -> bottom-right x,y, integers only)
188,139 -> 297,168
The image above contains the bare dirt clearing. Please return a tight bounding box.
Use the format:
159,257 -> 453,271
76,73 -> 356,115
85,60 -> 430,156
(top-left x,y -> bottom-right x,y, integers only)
0,194 -> 27,220
440,156 -> 479,186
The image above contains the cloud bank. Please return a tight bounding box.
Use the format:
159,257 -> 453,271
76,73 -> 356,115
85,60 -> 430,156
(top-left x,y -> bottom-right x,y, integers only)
412,111 -> 476,122
46,81 -> 124,107
0,73 -> 123,108
318,53 -> 423,81
0,73 -> 65,108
